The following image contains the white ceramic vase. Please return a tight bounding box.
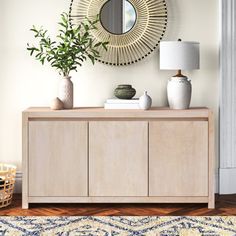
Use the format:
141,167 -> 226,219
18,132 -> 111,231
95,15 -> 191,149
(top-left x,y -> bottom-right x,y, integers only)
59,76 -> 73,109
139,91 -> 152,110
167,76 -> 191,109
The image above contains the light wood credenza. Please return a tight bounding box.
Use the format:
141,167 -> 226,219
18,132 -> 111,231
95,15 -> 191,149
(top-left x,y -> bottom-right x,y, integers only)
22,107 -> 215,209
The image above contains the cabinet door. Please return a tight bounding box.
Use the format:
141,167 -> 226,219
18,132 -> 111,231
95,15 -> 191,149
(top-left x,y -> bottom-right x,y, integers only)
149,121 -> 208,197
89,121 -> 148,196
29,121 -> 88,197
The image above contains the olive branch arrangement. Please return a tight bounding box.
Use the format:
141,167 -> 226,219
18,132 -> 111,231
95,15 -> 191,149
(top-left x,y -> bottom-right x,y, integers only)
27,13 -> 108,77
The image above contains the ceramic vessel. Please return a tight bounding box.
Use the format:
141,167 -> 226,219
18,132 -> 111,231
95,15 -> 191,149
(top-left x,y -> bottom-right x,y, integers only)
167,76 -> 192,109
114,84 -> 136,99
139,91 -> 152,110
59,76 -> 73,109
50,97 -> 64,110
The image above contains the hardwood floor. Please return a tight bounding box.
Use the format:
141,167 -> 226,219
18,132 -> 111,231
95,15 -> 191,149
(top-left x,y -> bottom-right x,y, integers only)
0,194 -> 236,216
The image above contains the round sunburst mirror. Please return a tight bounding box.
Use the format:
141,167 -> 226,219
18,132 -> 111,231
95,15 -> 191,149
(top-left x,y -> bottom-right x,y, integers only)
69,0 -> 168,66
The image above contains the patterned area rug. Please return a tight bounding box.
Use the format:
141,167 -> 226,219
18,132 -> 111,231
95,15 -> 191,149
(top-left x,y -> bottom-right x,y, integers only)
0,216 -> 236,235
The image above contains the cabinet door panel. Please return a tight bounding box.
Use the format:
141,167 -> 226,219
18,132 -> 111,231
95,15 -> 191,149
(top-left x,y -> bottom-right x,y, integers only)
149,121 -> 208,197
89,121 -> 148,196
29,121 -> 88,197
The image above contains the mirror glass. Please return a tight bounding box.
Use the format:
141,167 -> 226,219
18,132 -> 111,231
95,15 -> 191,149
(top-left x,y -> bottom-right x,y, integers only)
100,0 -> 136,35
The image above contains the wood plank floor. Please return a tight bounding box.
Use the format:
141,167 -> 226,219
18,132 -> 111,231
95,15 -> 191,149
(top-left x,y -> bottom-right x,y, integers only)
0,194 -> 236,216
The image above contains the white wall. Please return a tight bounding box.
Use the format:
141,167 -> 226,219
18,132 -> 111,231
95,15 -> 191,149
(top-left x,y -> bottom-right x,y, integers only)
0,0 -> 219,185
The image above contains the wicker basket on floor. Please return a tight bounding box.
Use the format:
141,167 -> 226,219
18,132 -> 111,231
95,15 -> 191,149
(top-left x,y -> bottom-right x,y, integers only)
0,163 -> 16,208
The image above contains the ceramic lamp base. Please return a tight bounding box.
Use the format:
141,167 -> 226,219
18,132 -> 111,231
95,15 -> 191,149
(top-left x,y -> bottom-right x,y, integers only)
167,76 -> 192,109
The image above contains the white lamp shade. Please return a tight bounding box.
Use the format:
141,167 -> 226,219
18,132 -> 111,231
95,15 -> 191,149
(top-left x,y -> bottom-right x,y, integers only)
160,41 -> 200,70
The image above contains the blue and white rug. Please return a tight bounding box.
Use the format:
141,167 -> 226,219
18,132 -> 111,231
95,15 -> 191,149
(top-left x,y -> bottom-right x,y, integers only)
0,216 -> 236,235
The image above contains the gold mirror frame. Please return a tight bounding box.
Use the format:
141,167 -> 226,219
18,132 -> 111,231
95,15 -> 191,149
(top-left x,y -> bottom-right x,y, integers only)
69,0 -> 168,66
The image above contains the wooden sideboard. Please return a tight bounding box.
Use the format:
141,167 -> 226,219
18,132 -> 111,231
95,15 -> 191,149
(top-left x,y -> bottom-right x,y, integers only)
22,107 -> 215,209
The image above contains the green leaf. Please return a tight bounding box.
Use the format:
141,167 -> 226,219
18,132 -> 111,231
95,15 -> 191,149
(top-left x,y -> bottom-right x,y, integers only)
40,57 -> 46,65
102,42 -> 109,50
58,22 -> 67,28
88,54 -> 95,64
30,28 -> 38,34
29,49 -> 35,56
94,42 -> 102,47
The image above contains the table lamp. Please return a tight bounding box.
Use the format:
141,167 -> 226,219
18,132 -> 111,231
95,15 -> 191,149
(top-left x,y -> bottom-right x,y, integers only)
159,40 -> 200,109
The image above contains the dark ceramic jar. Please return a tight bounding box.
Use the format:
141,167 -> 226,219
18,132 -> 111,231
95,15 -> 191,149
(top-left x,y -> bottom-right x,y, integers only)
114,84 -> 136,99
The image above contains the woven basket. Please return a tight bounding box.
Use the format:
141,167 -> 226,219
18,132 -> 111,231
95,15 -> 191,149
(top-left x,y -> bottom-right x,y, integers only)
0,163 -> 16,208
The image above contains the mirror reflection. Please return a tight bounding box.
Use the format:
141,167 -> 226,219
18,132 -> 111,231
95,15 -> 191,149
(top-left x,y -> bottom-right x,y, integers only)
100,0 -> 136,35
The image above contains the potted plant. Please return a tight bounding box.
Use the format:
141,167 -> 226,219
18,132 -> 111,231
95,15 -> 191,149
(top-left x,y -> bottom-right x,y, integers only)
27,13 -> 108,109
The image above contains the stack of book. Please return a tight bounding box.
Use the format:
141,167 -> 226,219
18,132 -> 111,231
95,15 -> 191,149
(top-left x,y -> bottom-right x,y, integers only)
104,98 -> 140,109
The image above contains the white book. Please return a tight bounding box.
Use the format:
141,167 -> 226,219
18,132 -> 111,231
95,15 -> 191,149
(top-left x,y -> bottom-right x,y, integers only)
104,103 -> 140,109
106,98 -> 139,104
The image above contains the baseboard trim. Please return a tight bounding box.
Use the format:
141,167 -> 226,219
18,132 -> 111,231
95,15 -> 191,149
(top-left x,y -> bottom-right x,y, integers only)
15,171 -> 22,193
219,168 -> 236,194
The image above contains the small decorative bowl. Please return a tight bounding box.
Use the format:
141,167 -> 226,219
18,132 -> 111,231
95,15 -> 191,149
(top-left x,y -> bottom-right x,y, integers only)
114,84 -> 136,99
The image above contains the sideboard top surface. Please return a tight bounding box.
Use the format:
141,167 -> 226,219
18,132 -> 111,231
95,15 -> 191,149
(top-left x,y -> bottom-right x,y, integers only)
23,107 -> 211,119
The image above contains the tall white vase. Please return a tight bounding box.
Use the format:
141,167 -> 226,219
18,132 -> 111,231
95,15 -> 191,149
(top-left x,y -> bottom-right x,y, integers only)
167,76 -> 192,109
59,76 -> 73,109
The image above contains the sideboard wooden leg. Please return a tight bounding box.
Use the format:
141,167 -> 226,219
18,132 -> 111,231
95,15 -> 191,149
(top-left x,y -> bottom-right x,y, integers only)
22,196 -> 29,209
208,111 -> 215,209
208,196 -> 215,209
